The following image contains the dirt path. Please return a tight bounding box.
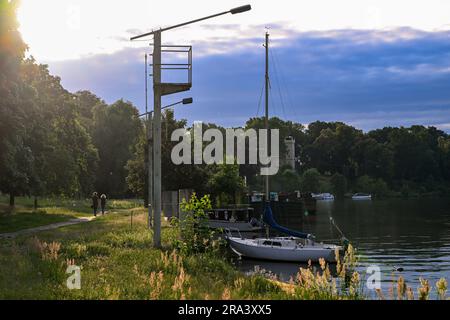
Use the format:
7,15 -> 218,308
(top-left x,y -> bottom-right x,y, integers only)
0,216 -> 96,239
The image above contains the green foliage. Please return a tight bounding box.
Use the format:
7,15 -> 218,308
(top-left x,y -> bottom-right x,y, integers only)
330,173 -> 348,198
300,168 -> 321,193
125,109 -> 193,198
306,122 -> 363,177
0,0 -> 31,204
207,163 -> 246,205
355,175 -> 390,198
92,100 -> 142,197
245,116 -> 306,157
270,167 -> 301,192
1,6 -> 142,202
125,130 -> 146,197
175,194 -> 216,254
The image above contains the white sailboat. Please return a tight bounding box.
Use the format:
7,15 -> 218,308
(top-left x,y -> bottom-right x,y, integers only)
226,203 -> 343,262
227,235 -> 340,262
226,31 -> 343,263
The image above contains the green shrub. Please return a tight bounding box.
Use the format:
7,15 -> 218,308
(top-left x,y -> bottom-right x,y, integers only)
355,175 -> 390,198
330,173 -> 347,198
301,168 -> 321,193
174,193 -> 216,254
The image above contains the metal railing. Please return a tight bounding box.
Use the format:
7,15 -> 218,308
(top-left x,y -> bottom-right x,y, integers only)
150,45 -> 192,85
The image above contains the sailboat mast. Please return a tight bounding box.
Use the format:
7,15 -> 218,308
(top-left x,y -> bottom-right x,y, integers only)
265,31 -> 269,201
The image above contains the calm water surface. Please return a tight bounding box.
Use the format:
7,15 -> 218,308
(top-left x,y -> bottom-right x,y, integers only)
235,198 -> 450,299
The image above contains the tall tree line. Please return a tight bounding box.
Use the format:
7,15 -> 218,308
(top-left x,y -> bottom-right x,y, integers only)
0,1 -> 141,205
2,0 -> 450,205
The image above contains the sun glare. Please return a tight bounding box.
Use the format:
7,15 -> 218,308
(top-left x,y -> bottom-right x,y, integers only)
18,0 -> 86,60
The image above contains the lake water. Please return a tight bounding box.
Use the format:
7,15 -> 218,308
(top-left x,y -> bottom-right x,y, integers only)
235,198 -> 450,299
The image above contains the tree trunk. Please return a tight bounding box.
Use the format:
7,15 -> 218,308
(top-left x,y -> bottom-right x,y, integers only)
34,196 -> 38,210
9,193 -> 15,207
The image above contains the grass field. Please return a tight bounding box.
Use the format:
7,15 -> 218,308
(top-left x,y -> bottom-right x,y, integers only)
0,195 -> 142,233
0,206 -> 292,299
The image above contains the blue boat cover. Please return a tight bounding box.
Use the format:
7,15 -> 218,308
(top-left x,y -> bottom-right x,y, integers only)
263,203 -> 311,239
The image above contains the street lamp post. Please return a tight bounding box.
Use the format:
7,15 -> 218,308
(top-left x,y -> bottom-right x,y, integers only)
131,5 -> 251,248
147,114 -> 152,228
138,98 -> 193,230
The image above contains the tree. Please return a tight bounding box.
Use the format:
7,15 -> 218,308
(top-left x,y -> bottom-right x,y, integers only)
351,136 -> 394,181
0,138 -> 34,206
207,163 -> 246,206
243,116 -> 306,190
125,128 -> 146,198
304,122 -> 363,177
355,175 -> 389,198
330,173 -> 347,198
73,90 -> 105,131
270,166 -> 301,192
438,136 -> 450,180
92,99 -> 142,197
19,59 -> 99,199
300,168 -> 321,193
245,116 -> 306,169
51,101 -> 99,197
0,0 -> 30,206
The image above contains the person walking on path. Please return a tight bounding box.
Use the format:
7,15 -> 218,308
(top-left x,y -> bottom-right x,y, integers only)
92,192 -> 99,217
100,194 -> 107,215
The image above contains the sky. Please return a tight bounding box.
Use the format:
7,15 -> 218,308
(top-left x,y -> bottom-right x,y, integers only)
17,0 -> 450,131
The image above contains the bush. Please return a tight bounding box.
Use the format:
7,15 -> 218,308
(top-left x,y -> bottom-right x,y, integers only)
175,194 -> 217,254
330,173 -> 347,198
301,168 -> 321,193
355,175 -> 390,198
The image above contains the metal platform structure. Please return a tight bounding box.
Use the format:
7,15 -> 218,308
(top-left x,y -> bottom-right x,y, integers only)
154,45 -> 192,96
130,4 -> 252,248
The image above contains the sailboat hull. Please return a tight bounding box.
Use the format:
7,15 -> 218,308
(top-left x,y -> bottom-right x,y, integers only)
227,237 -> 340,262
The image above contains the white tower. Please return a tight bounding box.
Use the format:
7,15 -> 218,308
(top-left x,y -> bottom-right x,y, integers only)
284,136 -> 296,170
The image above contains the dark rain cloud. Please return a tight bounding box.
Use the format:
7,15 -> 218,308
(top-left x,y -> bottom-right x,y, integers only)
48,27 -> 450,131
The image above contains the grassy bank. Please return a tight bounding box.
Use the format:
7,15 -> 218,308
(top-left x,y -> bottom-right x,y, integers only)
0,202 -> 359,300
0,209 -> 290,299
0,198 -> 447,300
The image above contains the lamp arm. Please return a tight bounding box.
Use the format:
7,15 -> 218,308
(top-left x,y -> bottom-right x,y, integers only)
130,4 -> 251,40
130,10 -> 228,40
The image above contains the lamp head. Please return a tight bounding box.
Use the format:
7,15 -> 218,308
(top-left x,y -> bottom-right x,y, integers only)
182,97 -> 193,104
230,4 -> 251,14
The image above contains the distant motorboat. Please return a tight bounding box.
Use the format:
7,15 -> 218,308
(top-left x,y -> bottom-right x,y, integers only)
352,193 -> 372,200
311,193 -> 335,201
226,235 -> 341,262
